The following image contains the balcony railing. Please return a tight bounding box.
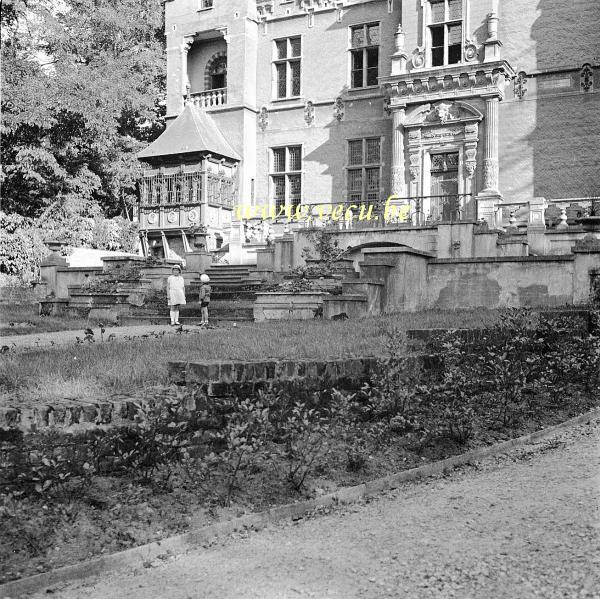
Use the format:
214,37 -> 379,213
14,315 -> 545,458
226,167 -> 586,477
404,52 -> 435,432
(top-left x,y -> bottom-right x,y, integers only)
188,88 -> 227,109
544,198 -> 598,228
240,195 -> 474,234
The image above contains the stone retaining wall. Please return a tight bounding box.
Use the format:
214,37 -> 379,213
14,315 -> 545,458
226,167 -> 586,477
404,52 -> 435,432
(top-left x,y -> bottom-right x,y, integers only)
0,354 -> 446,433
168,354 -> 443,398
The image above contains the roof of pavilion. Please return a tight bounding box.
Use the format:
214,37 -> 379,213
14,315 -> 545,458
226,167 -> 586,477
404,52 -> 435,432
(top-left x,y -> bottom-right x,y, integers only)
137,104 -> 241,162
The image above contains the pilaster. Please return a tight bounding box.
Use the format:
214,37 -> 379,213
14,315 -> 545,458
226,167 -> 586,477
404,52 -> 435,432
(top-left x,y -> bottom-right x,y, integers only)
390,107 -> 406,196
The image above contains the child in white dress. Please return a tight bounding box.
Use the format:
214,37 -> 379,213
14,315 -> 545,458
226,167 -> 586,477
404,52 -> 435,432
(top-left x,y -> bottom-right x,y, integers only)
166,264 -> 186,326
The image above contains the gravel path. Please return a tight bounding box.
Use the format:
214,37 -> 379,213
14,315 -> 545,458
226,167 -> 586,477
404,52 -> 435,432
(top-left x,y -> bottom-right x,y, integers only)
28,416 -> 600,599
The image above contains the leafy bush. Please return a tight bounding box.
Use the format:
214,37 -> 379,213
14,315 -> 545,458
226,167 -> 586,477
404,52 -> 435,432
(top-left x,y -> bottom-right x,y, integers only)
214,397 -> 271,505
272,403 -> 332,491
0,211 -> 48,281
109,396 -> 194,484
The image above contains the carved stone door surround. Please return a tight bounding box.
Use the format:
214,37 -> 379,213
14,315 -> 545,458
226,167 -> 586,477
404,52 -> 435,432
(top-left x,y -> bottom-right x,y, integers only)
403,100 -> 482,219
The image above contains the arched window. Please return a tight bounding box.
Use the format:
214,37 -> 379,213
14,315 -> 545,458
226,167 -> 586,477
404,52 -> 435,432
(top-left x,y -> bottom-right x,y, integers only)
207,55 -> 227,90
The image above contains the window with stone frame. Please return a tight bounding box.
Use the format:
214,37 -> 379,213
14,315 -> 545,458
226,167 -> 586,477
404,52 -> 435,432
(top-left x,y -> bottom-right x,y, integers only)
273,37 -> 302,99
350,23 -> 380,89
271,145 -> 302,211
199,0 -> 213,9
428,0 -> 462,67
347,138 -> 382,203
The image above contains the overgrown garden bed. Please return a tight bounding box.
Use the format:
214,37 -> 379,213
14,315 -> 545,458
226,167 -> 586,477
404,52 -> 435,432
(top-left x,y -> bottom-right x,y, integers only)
1,309 -> 598,583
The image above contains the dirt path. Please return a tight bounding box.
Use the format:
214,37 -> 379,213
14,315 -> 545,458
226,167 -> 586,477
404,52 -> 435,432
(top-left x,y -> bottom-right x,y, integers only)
26,417 -> 599,599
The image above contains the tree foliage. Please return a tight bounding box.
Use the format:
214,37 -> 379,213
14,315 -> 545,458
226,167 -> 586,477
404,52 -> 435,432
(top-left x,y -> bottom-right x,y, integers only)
1,0 -> 166,218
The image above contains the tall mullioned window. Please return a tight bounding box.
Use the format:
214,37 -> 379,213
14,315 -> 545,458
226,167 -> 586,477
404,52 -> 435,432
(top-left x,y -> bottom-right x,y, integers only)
347,138 -> 381,203
350,23 -> 379,88
429,0 -> 462,66
271,146 -> 302,211
274,37 -> 302,99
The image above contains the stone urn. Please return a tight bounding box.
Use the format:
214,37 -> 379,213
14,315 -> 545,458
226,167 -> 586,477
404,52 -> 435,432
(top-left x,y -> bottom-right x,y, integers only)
191,231 -> 208,250
577,199 -> 600,233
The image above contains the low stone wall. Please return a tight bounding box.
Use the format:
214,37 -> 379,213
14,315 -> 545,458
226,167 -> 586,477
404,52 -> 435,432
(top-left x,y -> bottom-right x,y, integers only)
168,357 -> 378,396
168,354 -> 443,397
0,355 -> 446,433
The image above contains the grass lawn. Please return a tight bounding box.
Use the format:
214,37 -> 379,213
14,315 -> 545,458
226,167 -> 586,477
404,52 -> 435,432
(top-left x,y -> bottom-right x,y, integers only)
0,303 -> 91,337
0,309 -> 500,407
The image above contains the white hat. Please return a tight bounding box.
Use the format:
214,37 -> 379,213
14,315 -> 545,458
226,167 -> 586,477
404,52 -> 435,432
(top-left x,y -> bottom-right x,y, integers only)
200,273 -> 210,283
172,264 -> 182,271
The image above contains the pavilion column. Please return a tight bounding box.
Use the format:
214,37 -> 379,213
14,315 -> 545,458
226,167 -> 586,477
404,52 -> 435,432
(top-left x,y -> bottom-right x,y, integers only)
181,38 -> 194,99
482,96 -> 500,193
391,107 -> 406,197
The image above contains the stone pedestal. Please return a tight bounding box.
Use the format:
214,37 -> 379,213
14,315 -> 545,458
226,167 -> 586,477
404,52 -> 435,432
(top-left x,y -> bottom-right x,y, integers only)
437,222 -> 475,259
476,192 -> 503,228
274,235 -> 295,273
528,197 -> 547,231
228,221 -> 244,265
185,251 -> 212,275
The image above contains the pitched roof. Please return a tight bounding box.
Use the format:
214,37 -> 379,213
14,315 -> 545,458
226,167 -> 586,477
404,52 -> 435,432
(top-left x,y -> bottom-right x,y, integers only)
138,104 -> 241,161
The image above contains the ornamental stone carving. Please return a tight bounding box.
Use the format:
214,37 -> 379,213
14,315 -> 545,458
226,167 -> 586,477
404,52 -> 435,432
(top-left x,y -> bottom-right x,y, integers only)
409,153 -> 421,181
412,47 -> 425,69
465,147 -> 477,178
383,94 -> 392,117
464,40 -> 478,62
304,100 -> 315,126
483,158 -> 499,190
258,106 -> 269,131
580,64 -> 594,92
391,166 -> 404,195
333,96 -> 344,121
514,71 -> 527,99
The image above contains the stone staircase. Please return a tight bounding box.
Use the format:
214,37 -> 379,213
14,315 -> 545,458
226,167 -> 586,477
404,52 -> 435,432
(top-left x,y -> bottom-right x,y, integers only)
203,264 -> 262,289
121,264 -> 265,325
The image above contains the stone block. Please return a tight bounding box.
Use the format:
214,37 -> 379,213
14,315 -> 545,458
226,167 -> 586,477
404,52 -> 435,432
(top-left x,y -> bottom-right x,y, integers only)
49,407 -> 66,426
251,362 -> 266,381
97,403 -> 112,424
168,361 -> 188,384
219,362 -> 235,383
296,361 -> 307,378
0,408 -> 20,429
187,362 -> 220,383
65,406 -> 82,427
265,360 -> 277,380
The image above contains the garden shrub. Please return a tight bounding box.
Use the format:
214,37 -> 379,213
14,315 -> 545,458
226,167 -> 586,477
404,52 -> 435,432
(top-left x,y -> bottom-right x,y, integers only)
0,211 -> 48,282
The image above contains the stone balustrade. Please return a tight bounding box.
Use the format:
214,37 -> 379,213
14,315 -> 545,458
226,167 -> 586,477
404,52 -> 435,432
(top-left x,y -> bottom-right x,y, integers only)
188,88 -> 227,109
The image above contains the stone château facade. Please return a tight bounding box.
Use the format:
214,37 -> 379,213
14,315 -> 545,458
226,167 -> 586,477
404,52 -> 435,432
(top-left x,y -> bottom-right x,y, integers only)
137,0 -> 599,261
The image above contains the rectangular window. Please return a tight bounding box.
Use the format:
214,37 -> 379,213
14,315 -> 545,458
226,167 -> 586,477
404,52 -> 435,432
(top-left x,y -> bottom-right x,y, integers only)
346,138 -> 382,202
199,0 -> 213,8
350,23 -> 379,89
270,145 -> 302,211
273,37 -> 302,99
428,0 -> 462,67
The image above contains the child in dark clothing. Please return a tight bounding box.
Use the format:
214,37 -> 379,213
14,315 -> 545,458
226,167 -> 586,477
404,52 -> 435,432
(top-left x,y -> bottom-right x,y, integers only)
199,273 -> 211,325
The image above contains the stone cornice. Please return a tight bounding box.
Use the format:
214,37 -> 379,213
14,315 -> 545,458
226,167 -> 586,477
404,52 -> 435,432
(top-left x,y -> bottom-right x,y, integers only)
380,60 -> 516,106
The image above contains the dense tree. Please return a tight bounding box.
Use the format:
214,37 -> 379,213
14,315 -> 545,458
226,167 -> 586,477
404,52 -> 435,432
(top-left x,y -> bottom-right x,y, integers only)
1,0 -> 166,219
